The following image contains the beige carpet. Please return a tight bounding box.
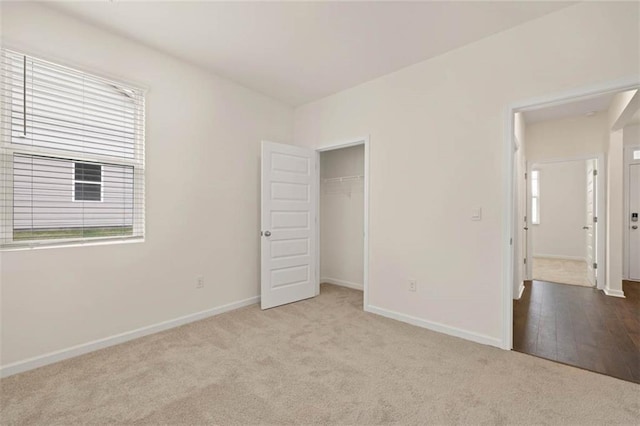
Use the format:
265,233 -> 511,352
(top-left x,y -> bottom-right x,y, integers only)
1,284 -> 638,425
532,257 -> 592,287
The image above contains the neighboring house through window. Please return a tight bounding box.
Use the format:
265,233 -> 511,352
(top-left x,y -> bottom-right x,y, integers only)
74,163 -> 103,202
0,50 -> 145,247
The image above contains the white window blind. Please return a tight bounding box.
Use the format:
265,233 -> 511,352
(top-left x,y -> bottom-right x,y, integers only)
1,49 -> 145,248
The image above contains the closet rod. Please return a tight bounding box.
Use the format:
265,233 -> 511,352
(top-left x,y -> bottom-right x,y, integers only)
322,174 -> 364,183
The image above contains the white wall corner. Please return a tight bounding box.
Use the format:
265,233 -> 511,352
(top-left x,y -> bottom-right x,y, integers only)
364,304 -> 503,349
0,295 -> 260,379
321,277 -> 363,291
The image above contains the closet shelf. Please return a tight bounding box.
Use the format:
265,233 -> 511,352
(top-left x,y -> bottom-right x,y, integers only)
322,175 -> 364,183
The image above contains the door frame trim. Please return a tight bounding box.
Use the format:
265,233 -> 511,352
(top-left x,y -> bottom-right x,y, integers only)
502,76 -> 639,350
527,154 -> 606,289
315,136 -> 370,308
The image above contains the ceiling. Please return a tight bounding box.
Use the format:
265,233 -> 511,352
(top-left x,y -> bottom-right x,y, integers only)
522,92 -> 617,124
47,1 -> 574,106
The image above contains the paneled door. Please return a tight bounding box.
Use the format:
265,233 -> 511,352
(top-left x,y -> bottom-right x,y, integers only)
585,159 -> 597,286
261,141 -> 317,309
629,163 -> 640,281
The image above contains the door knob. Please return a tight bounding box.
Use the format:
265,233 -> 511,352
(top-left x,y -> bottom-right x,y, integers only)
583,226 -> 590,230
263,231 -> 271,237
633,226 -> 638,230
523,227 -> 528,231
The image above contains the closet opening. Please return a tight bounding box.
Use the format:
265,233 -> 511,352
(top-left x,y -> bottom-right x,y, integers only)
316,139 -> 369,307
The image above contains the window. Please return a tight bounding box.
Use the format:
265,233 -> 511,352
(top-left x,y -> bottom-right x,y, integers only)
73,163 -> 103,202
1,50 -> 145,248
634,150 -> 640,160
531,170 -> 540,225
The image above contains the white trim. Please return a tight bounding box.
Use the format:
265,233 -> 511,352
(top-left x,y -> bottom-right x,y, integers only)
315,136 -> 370,309
0,295 -> 260,378
516,282 -> 526,300
603,288 -> 626,298
533,254 -> 587,262
1,235 -> 144,252
365,304 -> 502,348
503,76 -> 640,351
321,277 -> 363,291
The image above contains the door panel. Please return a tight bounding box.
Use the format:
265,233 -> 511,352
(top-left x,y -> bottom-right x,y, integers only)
585,160 -> 597,286
629,164 -> 640,280
261,141 -> 317,309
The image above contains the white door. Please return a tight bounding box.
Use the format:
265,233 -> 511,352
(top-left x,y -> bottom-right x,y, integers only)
261,141 -> 317,309
585,160 -> 597,286
629,164 -> 640,281
522,162 -> 529,281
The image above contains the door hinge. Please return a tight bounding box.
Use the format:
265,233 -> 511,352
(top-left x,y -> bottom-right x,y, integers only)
593,216 -> 598,223
524,172 -> 527,179
593,262 -> 598,269
524,215 -> 527,223
524,258 -> 527,264
593,169 -> 598,176
510,238 -> 513,245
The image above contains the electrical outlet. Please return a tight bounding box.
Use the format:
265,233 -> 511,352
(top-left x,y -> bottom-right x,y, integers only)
196,275 -> 204,289
408,279 -> 417,292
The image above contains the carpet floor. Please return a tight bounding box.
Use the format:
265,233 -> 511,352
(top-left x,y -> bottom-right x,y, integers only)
1,284 -> 639,425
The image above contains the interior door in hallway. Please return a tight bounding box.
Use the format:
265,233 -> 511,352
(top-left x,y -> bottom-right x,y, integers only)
585,159 -> 597,286
629,163 -> 640,281
261,141 -> 317,309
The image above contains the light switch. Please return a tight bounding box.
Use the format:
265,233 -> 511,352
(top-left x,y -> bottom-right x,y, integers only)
471,207 -> 482,221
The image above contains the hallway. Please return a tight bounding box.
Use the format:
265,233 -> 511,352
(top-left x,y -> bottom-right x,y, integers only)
513,280 -> 639,383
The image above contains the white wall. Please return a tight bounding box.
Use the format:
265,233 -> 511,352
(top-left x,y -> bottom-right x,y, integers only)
624,124 -> 640,147
320,145 -> 365,289
606,91 -> 638,296
531,161 -> 587,260
293,1 -> 639,346
524,114 -> 609,263
525,113 -> 609,162
0,3 -> 293,367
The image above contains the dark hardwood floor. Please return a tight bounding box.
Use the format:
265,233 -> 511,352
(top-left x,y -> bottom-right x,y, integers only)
513,280 -> 640,383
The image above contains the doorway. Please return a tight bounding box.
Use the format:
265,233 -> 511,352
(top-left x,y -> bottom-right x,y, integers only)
624,144 -> 640,282
527,157 -> 602,288
259,138 -> 369,310
318,146 -> 365,291
315,139 -> 369,305
506,82 -> 640,383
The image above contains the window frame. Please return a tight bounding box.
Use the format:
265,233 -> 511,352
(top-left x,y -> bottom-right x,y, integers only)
0,49 -> 146,250
530,169 -> 540,225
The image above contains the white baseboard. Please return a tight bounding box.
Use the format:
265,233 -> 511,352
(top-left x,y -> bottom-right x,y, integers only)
603,287 -> 626,298
0,295 -> 260,379
365,304 -> 502,349
515,282 -> 525,300
321,277 -> 363,291
533,254 -> 586,262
